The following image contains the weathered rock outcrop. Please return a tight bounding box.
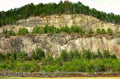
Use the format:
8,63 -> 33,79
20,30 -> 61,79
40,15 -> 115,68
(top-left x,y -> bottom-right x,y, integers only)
0,33 -> 120,58
16,14 -> 120,32
0,14 -> 120,58
0,14 -> 120,33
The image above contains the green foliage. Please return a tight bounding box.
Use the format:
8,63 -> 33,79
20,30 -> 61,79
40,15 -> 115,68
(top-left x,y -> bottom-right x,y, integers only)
67,51 -> 74,60
101,29 -> 107,34
31,48 -> 45,60
107,28 -> 113,35
96,28 -> 107,34
13,61 -> 39,72
43,64 -> 61,72
87,29 -> 94,35
96,28 -> 101,34
103,50 -> 111,58
60,50 -> 68,61
2,26 -> 115,36
110,54 -> 117,59
0,52 -> 4,61
5,53 -> 16,61
97,50 -> 103,58
62,59 -> 81,72
3,29 -> 16,36
60,26 -> 71,33
71,26 -> 85,34
94,59 -> 105,72
82,50 -> 91,59
42,55 -> 53,65
62,58 -> 120,73
44,25 -> 59,33
0,49 -> 119,73
1,1 -> 120,29
43,25 -> 86,34
32,26 -> 43,34
16,51 -> 28,61
44,25 -> 49,33
73,50 -> 81,59
18,28 -> 29,35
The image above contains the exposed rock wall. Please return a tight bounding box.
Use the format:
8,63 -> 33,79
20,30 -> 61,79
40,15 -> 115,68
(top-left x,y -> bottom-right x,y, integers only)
16,14 -> 120,32
0,14 -> 120,33
0,14 -> 120,58
0,33 -> 120,58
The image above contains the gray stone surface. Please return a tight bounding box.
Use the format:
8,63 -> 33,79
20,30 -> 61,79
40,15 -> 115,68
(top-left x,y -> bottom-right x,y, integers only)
0,71 -> 120,77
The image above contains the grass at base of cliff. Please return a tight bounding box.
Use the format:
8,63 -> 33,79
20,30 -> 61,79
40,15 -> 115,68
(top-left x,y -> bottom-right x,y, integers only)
0,77 -> 120,79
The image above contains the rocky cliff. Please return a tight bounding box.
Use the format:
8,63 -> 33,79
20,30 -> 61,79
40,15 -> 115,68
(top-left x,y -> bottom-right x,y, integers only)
0,14 -> 120,33
0,14 -> 120,58
0,33 -> 120,58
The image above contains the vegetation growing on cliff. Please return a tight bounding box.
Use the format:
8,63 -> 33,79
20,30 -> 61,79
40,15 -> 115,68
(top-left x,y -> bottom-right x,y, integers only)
0,1 -> 120,26
2,25 -> 114,36
18,28 -> 29,35
0,49 -> 119,73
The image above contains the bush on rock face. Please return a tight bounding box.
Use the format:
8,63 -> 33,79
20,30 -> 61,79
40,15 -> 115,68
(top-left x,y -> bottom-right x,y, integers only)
96,28 -> 107,34
31,48 -> 45,60
18,28 -> 29,35
107,28 -> 113,35
0,52 -> 4,61
3,29 -> 16,36
32,26 -> 43,34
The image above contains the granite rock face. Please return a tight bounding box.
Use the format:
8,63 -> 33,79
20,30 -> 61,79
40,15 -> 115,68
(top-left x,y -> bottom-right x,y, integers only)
16,14 -> 120,32
0,14 -> 120,58
0,14 -> 120,33
0,34 -> 120,58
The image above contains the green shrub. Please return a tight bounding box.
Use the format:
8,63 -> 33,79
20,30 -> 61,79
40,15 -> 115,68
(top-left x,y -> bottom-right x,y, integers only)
31,48 -> 45,60
96,28 -> 107,34
5,53 -> 16,61
68,51 -> 74,60
44,25 -> 49,33
82,50 -> 91,59
49,25 -> 59,33
103,50 -> 111,58
96,50 -> 103,58
16,51 -> 28,61
2,29 -> 16,36
101,29 -> 107,34
94,59 -> 105,72
73,50 -> 81,59
0,52 -> 4,61
32,26 -> 43,34
60,50 -> 68,61
2,26 -> 115,36
18,28 -> 29,35
87,29 -> 94,34
110,54 -> 117,59
60,26 -> 71,33
96,28 -> 101,34
107,28 -> 113,35
7,30 -> 16,36
71,26 -> 80,33
43,64 -> 61,72
13,61 -> 36,72
0,49 -> 118,72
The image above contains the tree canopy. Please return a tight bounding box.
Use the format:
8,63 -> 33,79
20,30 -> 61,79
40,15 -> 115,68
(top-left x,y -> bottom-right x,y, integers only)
0,1 -> 120,26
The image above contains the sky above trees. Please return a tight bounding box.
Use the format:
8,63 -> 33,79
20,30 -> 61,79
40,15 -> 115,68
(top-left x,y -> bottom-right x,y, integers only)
0,0 -> 120,15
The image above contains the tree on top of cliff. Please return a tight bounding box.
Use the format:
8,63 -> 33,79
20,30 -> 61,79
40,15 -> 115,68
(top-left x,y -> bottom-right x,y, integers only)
0,1 -> 120,26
